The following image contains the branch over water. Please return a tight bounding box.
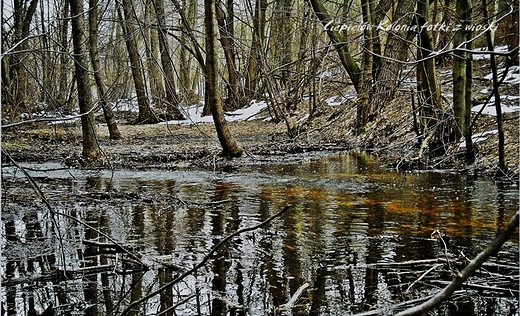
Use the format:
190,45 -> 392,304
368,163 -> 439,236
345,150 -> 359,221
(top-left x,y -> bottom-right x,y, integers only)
120,204 -> 292,316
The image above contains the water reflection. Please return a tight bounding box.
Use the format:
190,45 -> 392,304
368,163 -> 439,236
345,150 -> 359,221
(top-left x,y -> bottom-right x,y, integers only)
1,152 -> 518,315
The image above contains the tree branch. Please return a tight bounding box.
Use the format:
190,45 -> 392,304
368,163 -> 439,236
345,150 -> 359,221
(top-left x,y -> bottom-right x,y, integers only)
396,210 -> 519,316
120,204 -> 292,316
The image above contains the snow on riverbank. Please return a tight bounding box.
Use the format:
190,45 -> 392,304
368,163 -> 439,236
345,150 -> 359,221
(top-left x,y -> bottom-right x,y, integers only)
159,100 -> 268,125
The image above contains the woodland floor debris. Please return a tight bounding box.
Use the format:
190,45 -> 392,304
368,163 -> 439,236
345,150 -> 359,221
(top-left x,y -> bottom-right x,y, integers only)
2,93 -> 518,180
2,59 -> 519,177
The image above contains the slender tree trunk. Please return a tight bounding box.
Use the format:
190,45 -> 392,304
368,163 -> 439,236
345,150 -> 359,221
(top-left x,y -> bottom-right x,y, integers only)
464,1 -> 474,163
370,0 -> 417,110
308,0 -> 361,91
118,0 -> 156,124
70,0 -> 102,161
216,0 -> 244,110
4,0 -> 39,115
356,0 -> 374,132
245,0 -> 267,99
416,0 -> 443,131
89,0 -> 122,139
483,0 -> 505,171
273,0 -> 293,88
453,0 -> 474,163
205,0 -> 243,157
154,0 -> 185,119
58,0 -> 71,108
177,0 -> 199,103
145,4 -> 165,106
507,1 -> 519,66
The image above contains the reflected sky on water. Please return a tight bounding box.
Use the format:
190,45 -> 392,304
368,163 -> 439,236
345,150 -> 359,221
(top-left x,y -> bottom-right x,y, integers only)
2,151 -> 518,315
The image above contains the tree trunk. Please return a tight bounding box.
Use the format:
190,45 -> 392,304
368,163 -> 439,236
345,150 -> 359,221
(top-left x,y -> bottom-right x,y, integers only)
483,0 -> 505,171
118,0 -> 156,124
308,0 -> 361,91
245,0 -> 267,99
216,0 -> 244,110
154,0 -> 185,119
205,0 -> 243,157
370,0 -> 417,110
3,0 -> 39,115
89,0 -> 122,139
177,0 -> 200,104
464,0 -> 474,164
452,0 -> 474,163
145,5 -> 165,107
70,0 -> 102,161
416,0 -> 443,131
356,0 -> 374,132
507,1 -> 519,66
58,0 -> 71,108
273,0 -> 293,89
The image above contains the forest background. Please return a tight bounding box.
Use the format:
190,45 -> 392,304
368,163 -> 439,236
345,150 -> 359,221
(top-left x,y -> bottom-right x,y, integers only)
1,0 -> 519,174
1,0 -> 520,314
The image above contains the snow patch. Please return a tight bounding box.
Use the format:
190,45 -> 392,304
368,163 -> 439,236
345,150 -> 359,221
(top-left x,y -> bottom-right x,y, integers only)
459,130 -> 498,148
159,100 -> 268,125
471,103 -> 520,116
484,65 -> 520,85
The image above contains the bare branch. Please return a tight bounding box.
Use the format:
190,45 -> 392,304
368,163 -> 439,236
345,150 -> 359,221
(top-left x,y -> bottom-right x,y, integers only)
396,210 -> 519,316
120,205 -> 292,316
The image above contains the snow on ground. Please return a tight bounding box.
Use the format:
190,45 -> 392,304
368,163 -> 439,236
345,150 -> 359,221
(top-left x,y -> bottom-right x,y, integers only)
484,65 -> 520,85
159,100 -> 268,125
471,99 -> 520,116
459,130 -> 499,148
473,45 -> 510,60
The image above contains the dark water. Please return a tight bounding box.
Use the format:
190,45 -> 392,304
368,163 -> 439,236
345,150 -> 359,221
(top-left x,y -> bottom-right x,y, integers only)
1,152 -> 518,315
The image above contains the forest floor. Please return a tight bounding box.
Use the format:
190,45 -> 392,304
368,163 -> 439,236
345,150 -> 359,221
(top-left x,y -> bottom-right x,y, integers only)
2,60 -> 519,180
2,95 -> 518,178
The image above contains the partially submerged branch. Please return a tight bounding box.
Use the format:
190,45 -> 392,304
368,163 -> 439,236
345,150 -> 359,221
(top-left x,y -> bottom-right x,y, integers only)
120,205 -> 292,316
396,210 -> 519,316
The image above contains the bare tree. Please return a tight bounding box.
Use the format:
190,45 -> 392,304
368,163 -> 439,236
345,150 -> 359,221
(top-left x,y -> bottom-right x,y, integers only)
118,0 -> 156,124
308,0 -> 361,91
154,0 -> 185,119
205,0 -> 243,157
1,0 -> 39,116
483,0 -> 505,171
370,0 -> 417,110
245,0 -> 268,99
216,0 -> 245,110
70,0 -> 102,161
452,0 -> 474,162
89,0 -> 122,139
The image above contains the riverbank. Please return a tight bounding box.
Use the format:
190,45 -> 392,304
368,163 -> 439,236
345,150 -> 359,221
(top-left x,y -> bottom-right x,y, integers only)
2,94 -> 518,182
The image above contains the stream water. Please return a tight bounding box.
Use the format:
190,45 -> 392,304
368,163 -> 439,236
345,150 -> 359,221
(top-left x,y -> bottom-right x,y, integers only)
1,151 -> 518,315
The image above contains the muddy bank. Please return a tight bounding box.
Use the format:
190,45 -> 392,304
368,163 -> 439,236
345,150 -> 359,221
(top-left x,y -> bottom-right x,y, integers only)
2,98 -> 518,181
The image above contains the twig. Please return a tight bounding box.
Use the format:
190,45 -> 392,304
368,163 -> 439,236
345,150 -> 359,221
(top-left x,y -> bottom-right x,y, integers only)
156,294 -> 197,316
396,210 -> 519,316
430,280 -> 519,295
366,258 -> 446,268
277,282 -> 310,312
2,149 -> 148,268
120,205 -> 292,316
405,263 -> 444,293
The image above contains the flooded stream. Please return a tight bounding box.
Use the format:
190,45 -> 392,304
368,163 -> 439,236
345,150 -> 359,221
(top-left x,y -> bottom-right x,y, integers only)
1,151 -> 518,315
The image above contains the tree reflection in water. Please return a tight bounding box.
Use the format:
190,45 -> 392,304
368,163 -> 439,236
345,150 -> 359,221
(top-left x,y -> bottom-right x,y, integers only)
1,153 -> 518,315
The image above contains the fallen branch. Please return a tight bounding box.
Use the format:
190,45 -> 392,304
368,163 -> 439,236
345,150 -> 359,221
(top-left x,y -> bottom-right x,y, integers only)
366,258 -> 446,268
353,290 -> 468,316
405,263 -> 444,293
119,205 -> 292,316
2,149 -> 148,268
396,210 -> 519,316
430,280 -> 519,296
277,282 -> 311,312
